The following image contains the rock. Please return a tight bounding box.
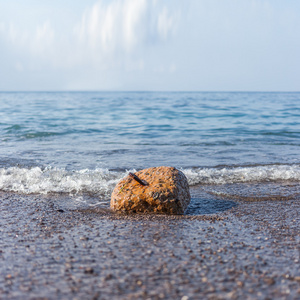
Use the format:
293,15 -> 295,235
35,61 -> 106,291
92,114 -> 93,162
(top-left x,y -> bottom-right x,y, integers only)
110,166 -> 191,214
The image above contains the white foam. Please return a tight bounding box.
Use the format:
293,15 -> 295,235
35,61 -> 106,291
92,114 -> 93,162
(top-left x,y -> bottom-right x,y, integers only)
184,164 -> 300,185
0,164 -> 300,196
0,166 -> 131,196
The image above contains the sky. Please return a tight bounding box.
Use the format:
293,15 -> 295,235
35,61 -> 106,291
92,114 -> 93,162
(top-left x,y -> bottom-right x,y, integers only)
0,0 -> 299,91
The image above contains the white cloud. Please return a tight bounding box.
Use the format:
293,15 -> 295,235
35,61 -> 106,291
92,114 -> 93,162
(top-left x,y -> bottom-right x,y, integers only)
75,0 -> 180,65
0,20 -> 55,64
157,6 -> 178,40
32,21 -> 55,56
122,0 -> 147,51
0,0 -> 180,74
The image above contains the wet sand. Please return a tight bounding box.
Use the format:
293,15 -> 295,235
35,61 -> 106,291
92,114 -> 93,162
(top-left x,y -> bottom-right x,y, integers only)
0,186 -> 299,300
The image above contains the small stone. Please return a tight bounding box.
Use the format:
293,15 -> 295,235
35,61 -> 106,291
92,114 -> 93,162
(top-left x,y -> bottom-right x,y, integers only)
237,281 -> 244,287
65,263 -> 72,269
294,276 -> 300,282
110,166 -> 191,214
263,277 -> 275,285
84,267 -> 94,274
104,274 -> 113,280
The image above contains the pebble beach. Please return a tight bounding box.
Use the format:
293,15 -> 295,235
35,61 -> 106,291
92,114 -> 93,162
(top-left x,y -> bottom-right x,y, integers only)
1,185 -> 299,299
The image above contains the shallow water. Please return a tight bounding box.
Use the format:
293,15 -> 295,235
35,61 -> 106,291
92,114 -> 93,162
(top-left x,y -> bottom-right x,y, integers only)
1,91 -> 300,210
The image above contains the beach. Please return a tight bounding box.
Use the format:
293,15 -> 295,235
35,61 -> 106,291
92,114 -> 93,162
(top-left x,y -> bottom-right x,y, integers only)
0,92 -> 300,299
1,185 -> 299,299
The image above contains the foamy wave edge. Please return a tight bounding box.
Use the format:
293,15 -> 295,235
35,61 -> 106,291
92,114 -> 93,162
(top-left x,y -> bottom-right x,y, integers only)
1,165 -> 300,195
184,164 -> 300,185
0,167 -> 132,196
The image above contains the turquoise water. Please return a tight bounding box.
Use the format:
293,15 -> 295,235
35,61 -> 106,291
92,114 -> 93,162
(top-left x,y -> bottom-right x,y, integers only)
1,91 -> 300,197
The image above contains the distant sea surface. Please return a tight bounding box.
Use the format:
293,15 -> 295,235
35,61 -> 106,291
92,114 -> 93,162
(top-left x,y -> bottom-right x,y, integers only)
1,91 -> 300,205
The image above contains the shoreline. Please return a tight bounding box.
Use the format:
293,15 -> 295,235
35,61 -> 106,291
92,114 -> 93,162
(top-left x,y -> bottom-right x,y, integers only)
0,187 -> 299,299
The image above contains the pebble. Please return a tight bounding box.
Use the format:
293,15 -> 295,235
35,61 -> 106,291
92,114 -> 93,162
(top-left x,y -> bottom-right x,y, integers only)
1,189 -> 299,299
84,267 -> 94,274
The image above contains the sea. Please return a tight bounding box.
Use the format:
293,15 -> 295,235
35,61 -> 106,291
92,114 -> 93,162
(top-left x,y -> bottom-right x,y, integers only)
1,91 -> 300,210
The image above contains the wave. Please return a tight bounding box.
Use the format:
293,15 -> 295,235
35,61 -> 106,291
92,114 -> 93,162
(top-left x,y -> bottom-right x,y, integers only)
184,164 -> 300,185
0,164 -> 300,196
0,167 -> 129,197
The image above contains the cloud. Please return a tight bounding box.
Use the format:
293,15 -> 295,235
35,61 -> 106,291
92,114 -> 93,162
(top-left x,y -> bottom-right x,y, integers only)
0,20 -> 56,72
75,0 -> 180,66
0,0 -> 181,90
0,0 -> 180,69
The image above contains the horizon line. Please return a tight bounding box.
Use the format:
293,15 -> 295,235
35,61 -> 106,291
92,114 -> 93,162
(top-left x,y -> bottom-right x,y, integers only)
0,90 -> 299,93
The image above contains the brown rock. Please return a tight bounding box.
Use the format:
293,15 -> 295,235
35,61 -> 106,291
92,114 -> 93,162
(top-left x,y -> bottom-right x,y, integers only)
110,166 -> 191,214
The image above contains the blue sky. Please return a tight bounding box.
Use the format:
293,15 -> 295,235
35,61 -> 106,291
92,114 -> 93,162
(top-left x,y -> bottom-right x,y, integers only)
0,0 -> 299,91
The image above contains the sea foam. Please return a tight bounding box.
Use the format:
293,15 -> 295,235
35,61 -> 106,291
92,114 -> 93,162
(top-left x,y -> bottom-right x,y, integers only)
184,164 -> 300,185
0,167 -> 129,196
0,164 -> 300,196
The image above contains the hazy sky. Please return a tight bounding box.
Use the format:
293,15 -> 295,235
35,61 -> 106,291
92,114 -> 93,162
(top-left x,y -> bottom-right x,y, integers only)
0,0 -> 299,91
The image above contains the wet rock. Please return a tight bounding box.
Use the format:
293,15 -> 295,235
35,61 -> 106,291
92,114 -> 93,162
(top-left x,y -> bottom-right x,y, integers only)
110,166 -> 191,214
